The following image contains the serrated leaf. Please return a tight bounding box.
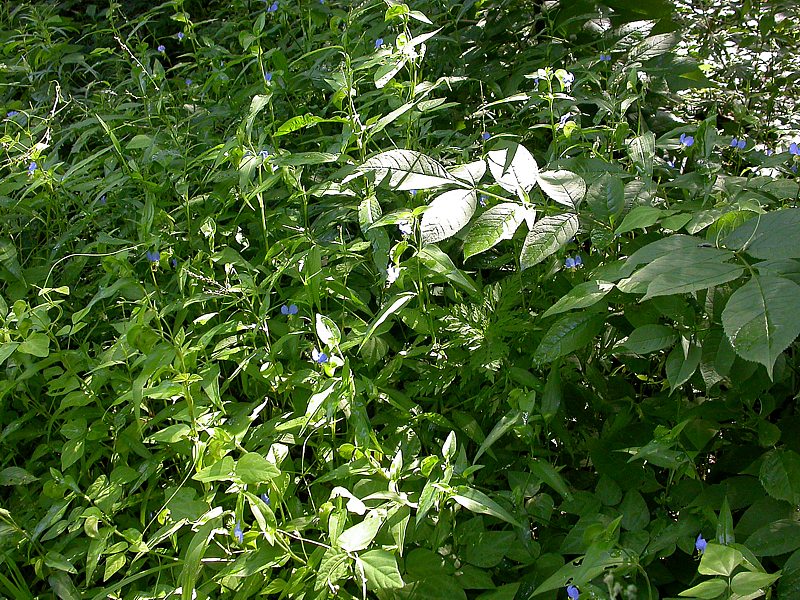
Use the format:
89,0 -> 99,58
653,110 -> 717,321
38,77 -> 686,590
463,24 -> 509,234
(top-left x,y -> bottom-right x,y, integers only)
342,150 -> 457,191
722,275 -> 800,377
421,188 -> 477,244
537,170 -> 586,209
533,311 -> 605,365
759,449 -> 800,506
587,173 -> 625,223
487,142 -> 539,196
519,213 -> 579,270
463,203 -> 527,259
358,549 -> 405,591
722,208 -> 800,259
542,281 -> 615,318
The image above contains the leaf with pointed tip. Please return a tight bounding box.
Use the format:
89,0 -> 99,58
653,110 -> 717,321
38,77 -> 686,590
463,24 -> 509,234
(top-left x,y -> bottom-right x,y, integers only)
487,142 -> 539,196
722,208 -> 800,259
519,213 -> 579,270
542,281 -> 615,318
463,203 -> 528,259
421,189 -> 477,244
537,170 -> 586,209
342,150 -> 458,191
533,311 -> 605,365
449,160 -> 486,186
722,274 -> 800,378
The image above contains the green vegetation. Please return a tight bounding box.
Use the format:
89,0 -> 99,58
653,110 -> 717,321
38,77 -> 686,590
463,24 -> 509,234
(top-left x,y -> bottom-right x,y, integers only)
1,1 -> 800,598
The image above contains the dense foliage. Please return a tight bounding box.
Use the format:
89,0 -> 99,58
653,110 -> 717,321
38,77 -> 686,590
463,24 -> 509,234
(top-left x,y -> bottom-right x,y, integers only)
1,1 -> 800,599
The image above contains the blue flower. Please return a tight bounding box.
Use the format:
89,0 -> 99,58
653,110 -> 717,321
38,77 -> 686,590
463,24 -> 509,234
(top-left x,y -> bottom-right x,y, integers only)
679,133 -> 694,147
177,32 -> 185,40
146,250 -> 160,263
599,54 -> 612,62
157,44 -> 165,52
258,149 -> 271,159
409,189 -> 417,196
27,161 -> 37,175
260,493 -> 271,505
171,258 -> 178,268
481,131 -> 491,141
7,110 -> 19,117
559,113 -> 571,126
565,257 -> 576,269
730,138 -> 738,147
479,195 -> 487,207
267,1 -> 278,11
731,137 -> 745,149
99,195 -> 107,205
790,142 -> 799,156
738,138 -> 746,149
281,304 -> 298,315
185,78 -> 192,86
264,72 -> 273,82
666,158 -> 675,168
234,522 -> 243,543
695,533 -> 707,554
375,38 -> 384,49
312,348 -> 328,364
567,585 -> 580,600
574,255 -> 582,267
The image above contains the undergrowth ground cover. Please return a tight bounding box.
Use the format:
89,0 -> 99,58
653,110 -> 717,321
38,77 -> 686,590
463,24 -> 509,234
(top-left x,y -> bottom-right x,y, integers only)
1,0 -> 800,598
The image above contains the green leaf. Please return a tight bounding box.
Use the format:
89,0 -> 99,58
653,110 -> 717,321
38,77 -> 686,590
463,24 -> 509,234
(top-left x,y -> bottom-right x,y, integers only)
759,449 -> 800,506
181,521 -> 215,600
235,452 -> 281,484
627,132 -> 656,176
730,571 -> 781,596
192,456 -> 236,483
45,551 -> 78,574
315,313 -> 341,347
342,150 -> 457,191
103,553 -> 126,582
722,275 -> 800,377
487,141 -> 539,196
61,438 -> 85,470
519,213 -> 579,270
542,281 -> 615,318
358,549 -> 405,591
615,206 -> 664,235
537,170 -> 586,210
375,56 -> 408,88
619,490 -> 650,531
421,189 -> 477,244
18,332 -> 50,358
529,458 -> 572,501
245,94 -> 272,137
0,466 -> 38,485
619,324 -> 678,354
316,547 -> 351,591
533,311 -> 605,365
451,485 -> 522,527
678,579 -> 728,599
474,411 -> 521,462
387,574 -> 467,600
358,292 -> 416,351
463,203 -> 527,260
716,497 -> 735,545
338,511 -> 383,552
722,208 -> 800,259
746,519 -> 800,556
274,113 -> 347,136
698,543 -> 743,577
416,246 -> 480,296
666,343 -> 702,389
586,174 -> 625,223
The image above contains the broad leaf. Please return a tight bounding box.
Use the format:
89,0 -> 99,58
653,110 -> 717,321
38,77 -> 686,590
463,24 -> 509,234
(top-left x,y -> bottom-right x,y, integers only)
537,170 -> 586,209
451,486 -> 522,527
358,549 -> 405,592
542,281 -> 615,318
235,452 -> 280,484
342,150 -> 458,191
421,189 -> 477,244
586,173 -> 625,223
722,274 -> 800,377
619,324 -> 677,355
487,142 -> 539,196
759,449 -> 800,506
722,208 -> 800,259
338,511 -> 383,553
519,213 -> 579,270
463,203 -> 528,259
533,311 -> 605,365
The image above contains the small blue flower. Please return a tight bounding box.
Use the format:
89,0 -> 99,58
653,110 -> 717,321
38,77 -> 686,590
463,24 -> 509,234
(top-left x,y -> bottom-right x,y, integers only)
267,1 -> 278,11
234,522 -> 243,543
258,149 -> 271,159
789,142 -> 799,156
27,161 -> 37,175
567,585 -> 580,600
574,255 -> 582,267
731,137 -> 745,149
559,113 -> 571,126
738,138 -> 746,150
409,189 -> 417,196
171,257 -> 178,268
264,71 -> 273,82
766,148 -> 774,156
7,110 -> 19,117
157,44 -> 165,53
565,257 -> 576,269
312,348 -> 328,364
99,195 -> 107,205
260,493 -> 271,505
479,195 -> 487,207
375,38 -> 384,49
185,78 -> 192,86
177,32 -> 185,40
599,54 -> 612,62
695,533 -> 707,554
281,304 -> 298,315
679,133 -> 694,147
481,131 -> 491,141
730,138 -> 738,148
146,250 -> 160,263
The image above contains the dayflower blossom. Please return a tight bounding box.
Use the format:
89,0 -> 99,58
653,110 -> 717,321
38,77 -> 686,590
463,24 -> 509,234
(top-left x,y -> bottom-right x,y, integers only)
27,161 -> 37,175
99,195 -> 107,205
260,493 -> 271,505
481,131 -> 491,141
7,110 -> 19,117
562,71 -> 575,90
177,32 -> 185,40
567,585 -> 580,600
171,257 -> 178,268
789,142 -> 799,156
234,522 -> 243,543
264,72 -> 273,82
695,534 -> 707,554
565,255 -> 582,269
280,304 -> 298,315
730,137 -> 746,150
679,133 -> 694,147
312,348 -> 328,364
146,250 -> 160,263
375,38 -> 384,49
185,78 -> 193,86
559,113 -> 571,126
258,149 -> 271,159
599,54 -> 612,62
409,189 -> 417,196
267,1 -> 278,12
157,44 -> 165,52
